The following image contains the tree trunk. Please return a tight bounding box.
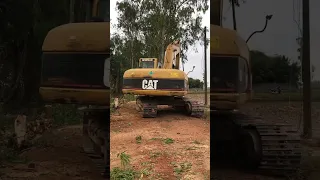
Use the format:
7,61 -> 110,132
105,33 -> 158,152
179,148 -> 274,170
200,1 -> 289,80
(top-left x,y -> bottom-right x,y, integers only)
69,0 -> 75,23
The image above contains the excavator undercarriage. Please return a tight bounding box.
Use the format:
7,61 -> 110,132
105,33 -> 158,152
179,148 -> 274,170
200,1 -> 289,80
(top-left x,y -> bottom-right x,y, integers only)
136,96 -> 205,118
82,106 -> 109,177
211,111 -> 302,176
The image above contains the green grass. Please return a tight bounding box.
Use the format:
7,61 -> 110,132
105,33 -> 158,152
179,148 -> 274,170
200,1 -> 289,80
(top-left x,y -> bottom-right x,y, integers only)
52,104 -> 82,126
135,135 -> 142,144
110,152 -> 140,180
173,162 -> 192,176
163,138 -> 174,144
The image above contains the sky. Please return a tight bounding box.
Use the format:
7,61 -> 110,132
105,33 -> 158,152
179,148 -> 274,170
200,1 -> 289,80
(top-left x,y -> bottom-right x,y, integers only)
110,0 -> 210,84
221,0 -> 320,80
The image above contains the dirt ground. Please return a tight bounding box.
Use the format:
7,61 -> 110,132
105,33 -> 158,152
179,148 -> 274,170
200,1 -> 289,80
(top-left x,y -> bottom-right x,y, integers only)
0,125 -> 104,180
110,94 -> 210,179
1,99 -> 320,179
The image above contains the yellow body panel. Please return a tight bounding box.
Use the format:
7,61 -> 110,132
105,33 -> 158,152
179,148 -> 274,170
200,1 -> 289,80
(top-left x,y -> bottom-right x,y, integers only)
123,68 -> 187,80
40,87 -> 109,106
40,22 -> 110,105
123,69 -> 187,97
42,22 -> 110,52
122,89 -> 187,96
210,25 -> 251,110
210,24 -> 249,60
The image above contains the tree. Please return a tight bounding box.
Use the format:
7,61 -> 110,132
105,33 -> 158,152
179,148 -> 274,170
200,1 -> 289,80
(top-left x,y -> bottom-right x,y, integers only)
114,0 -> 209,65
188,78 -> 204,89
0,0 -> 74,112
250,50 -> 301,85
311,65 -> 316,81
111,0 -> 209,95
229,0 -> 246,7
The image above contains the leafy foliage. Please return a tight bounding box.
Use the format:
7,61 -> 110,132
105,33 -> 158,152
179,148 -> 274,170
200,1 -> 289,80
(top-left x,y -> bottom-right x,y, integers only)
111,0 -> 209,94
111,152 -> 139,180
250,50 -> 301,85
189,78 -> 204,88
229,0 -> 247,7
0,0 -> 89,112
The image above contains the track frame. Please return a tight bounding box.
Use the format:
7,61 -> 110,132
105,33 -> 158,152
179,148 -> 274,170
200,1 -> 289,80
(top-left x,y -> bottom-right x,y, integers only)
211,111 -> 302,176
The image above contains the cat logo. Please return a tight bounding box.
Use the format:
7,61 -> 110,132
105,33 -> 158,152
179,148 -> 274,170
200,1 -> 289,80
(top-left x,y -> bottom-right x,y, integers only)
142,79 -> 158,90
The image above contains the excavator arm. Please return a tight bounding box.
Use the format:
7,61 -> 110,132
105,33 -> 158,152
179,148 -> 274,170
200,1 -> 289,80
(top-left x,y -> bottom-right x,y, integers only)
163,40 -> 181,69
85,0 -> 109,21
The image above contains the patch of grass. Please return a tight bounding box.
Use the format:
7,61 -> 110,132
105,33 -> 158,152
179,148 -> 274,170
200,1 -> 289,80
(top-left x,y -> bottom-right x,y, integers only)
150,151 -> 162,159
193,140 -> 201,144
140,161 -> 154,178
52,104 -> 82,126
112,130 -> 121,133
118,152 -> 131,169
163,138 -> 174,144
141,161 -> 152,167
135,135 -> 142,144
110,152 -> 140,180
110,167 -> 138,180
186,146 -> 198,150
122,94 -> 136,101
150,137 -> 162,141
0,145 -> 30,164
141,167 -> 152,176
149,137 -> 175,144
173,162 -> 192,176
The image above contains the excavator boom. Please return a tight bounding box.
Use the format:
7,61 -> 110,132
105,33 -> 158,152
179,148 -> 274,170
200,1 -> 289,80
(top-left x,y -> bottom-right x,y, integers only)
163,40 -> 181,69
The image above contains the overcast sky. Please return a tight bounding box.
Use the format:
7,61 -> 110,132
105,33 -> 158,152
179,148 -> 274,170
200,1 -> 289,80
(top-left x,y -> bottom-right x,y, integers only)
110,1 -> 210,83
221,0 -> 320,80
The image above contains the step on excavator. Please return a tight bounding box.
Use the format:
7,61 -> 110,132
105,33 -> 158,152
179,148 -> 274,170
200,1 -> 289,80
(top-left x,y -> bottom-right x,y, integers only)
40,0 -> 110,177
210,24 -> 302,175
122,40 -> 204,118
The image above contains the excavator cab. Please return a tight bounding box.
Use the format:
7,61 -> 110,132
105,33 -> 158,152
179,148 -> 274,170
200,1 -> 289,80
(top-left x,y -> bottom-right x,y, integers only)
138,58 -> 158,68
39,0 -> 110,105
210,25 -> 252,110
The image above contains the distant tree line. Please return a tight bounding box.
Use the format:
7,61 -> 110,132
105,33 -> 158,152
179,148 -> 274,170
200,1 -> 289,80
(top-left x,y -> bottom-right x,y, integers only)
251,50 -> 301,85
189,78 -> 204,89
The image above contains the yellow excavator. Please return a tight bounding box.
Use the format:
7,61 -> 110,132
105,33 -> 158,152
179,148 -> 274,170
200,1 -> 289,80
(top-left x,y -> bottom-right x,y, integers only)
40,0 -> 109,177
210,23 -> 302,174
122,40 -> 204,118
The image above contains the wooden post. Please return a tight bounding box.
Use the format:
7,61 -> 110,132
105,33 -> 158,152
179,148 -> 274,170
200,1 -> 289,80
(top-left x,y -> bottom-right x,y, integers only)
204,26 -> 208,105
302,0 -> 312,138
